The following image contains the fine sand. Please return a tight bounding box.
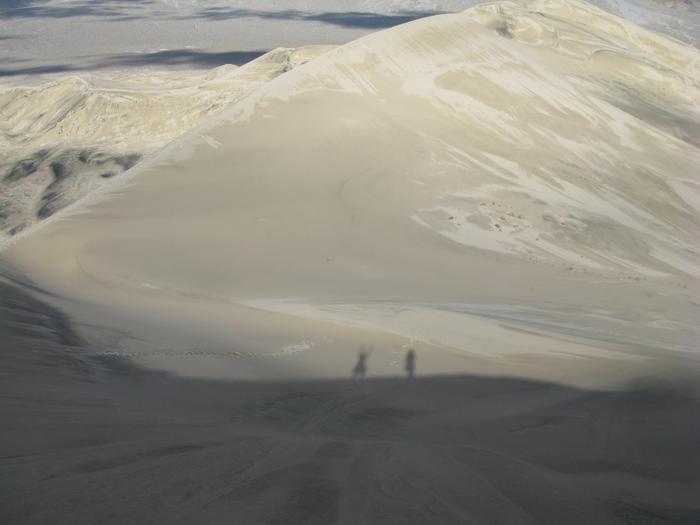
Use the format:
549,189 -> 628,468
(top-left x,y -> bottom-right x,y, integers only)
1,278 -> 699,524
0,46 -> 334,238
1,0 -> 699,523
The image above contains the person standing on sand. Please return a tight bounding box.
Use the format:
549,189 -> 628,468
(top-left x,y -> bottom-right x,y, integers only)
405,349 -> 416,378
352,345 -> 372,379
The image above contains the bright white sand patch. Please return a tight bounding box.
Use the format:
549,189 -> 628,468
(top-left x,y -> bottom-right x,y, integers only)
245,297 -> 698,359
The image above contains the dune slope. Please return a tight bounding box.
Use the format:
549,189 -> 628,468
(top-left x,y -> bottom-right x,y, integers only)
0,46 -> 334,238
2,2 -> 700,523
1,0 -> 699,381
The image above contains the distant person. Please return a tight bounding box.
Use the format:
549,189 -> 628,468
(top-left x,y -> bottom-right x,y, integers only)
405,349 -> 416,378
352,345 -> 372,379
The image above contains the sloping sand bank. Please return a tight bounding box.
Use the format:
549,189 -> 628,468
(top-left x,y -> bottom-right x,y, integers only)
1,281 -> 699,524
1,0 -> 699,522
1,0 -> 698,383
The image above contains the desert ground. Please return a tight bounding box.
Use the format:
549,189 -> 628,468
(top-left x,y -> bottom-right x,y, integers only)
1,0 -> 700,523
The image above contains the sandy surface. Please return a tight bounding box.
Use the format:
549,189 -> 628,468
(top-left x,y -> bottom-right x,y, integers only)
1,0 -> 700,523
0,46 -> 334,238
2,0 -> 697,374
1,278 -> 699,524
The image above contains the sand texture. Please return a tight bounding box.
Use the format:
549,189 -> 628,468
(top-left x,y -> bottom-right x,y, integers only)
1,0 -> 699,523
0,46 -> 334,238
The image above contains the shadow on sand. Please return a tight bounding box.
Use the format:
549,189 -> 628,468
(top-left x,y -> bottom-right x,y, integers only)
1,279 -> 699,524
0,49 -> 270,77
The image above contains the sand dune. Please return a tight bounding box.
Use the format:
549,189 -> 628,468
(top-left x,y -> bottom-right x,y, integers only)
0,46 -> 333,238
2,0 -> 700,522
1,0 -> 698,378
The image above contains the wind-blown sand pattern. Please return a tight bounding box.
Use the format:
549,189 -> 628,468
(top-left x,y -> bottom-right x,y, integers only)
1,0 -> 699,523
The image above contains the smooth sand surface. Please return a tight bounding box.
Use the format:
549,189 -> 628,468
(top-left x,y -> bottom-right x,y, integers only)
1,0 -> 699,523
1,0 -> 697,380
1,279 -> 699,524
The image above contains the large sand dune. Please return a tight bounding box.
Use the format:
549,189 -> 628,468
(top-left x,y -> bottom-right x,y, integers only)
1,0 -> 698,375
0,46 -> 333,238
1,0 -> 700,523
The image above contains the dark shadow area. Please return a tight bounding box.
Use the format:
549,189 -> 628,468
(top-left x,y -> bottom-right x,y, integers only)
1,278 -> 699,524
0,63 -> 74,76
103,49 -> 268,68
1,147 -> 144,235
0,49 -> 269,77
188,8 -> 444,29
405,348 -> 416,378
351,344 -> 372,379
0,280 -> 82,348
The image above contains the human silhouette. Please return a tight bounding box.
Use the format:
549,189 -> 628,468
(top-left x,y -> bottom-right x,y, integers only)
352,345 -> 372,379
405,349 -> 416,378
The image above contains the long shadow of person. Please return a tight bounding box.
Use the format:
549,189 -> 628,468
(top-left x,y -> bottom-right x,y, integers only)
405,349 -> 416,378
352,345 -> 372,380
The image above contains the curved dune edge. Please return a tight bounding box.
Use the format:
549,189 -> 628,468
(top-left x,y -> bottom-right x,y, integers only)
0,0 -> 698,384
